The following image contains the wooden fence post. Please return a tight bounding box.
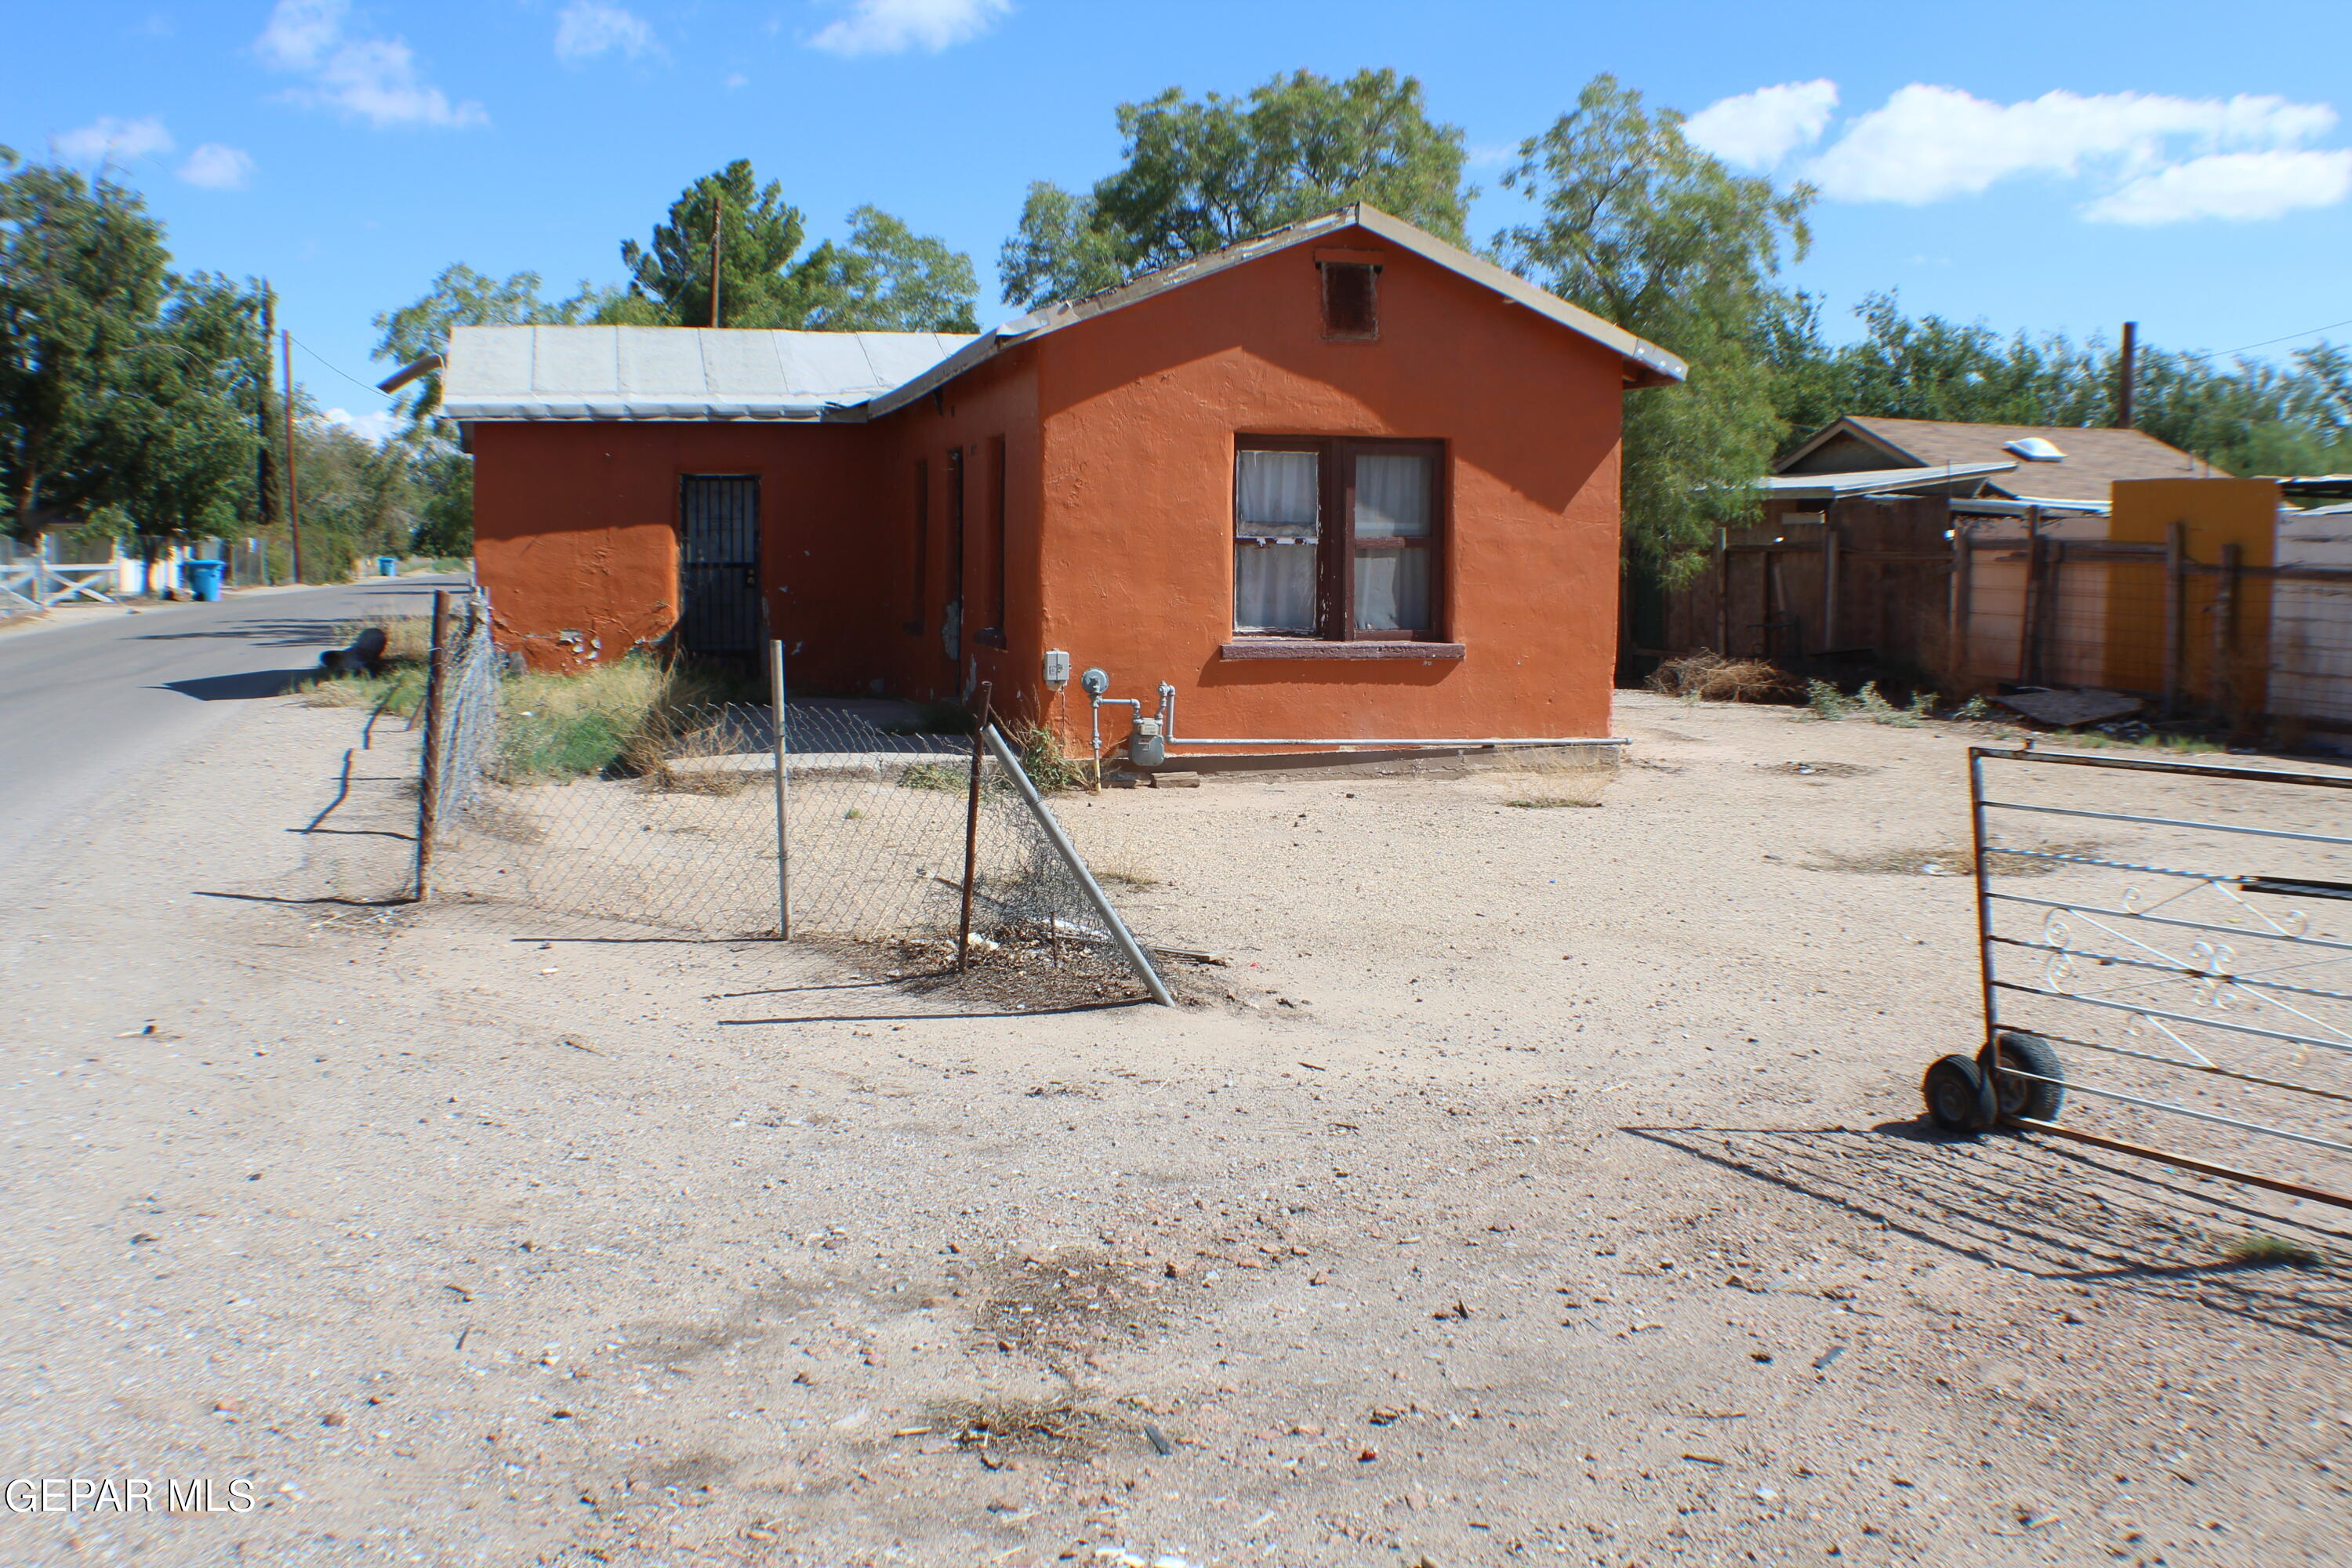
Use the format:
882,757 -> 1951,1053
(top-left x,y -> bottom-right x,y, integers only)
2162,521 -> 2187,716
1714,527 -> 1730,655
1948,522 -> 1972,685
1821,520 -> 1841,655
2016,507 -> 2044,684
2211,542 -> 2241,725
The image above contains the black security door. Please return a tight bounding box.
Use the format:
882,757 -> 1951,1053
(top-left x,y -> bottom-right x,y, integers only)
678,475 -> 760,655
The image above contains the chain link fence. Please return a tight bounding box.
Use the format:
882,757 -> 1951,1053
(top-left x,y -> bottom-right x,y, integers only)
412,598 -> 1171,1003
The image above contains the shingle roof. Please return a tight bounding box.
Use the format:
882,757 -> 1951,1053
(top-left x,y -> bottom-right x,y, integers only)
439,325 -> 979,422
1778,416 -> 2209,504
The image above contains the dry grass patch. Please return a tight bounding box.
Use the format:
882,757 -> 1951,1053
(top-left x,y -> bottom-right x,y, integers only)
1649,652 -> 1799,703
1487,746 -> 1617,810
1808,840 -> 2097,878
924,1397 -> 1114,1460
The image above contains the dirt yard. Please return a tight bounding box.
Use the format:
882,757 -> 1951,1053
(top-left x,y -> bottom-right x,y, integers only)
2,691 -> 2345,1567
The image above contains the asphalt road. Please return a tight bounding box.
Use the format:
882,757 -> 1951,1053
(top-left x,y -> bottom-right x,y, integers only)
0,577 -> 467,877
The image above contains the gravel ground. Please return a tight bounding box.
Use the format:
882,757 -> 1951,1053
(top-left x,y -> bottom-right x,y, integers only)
2,690 -> 2347,1567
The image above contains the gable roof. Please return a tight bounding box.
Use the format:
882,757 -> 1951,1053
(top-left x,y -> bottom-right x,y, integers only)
1777,415 -> 2208,505
438,325 -> 979,423
431,205 -> 1685,426
865,203 -> 1686,418
1762,460 -> 2015,501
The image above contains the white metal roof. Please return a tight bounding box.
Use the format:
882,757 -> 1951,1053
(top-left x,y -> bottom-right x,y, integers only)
439,325 -> 980,422
1760,461 -> 2016,500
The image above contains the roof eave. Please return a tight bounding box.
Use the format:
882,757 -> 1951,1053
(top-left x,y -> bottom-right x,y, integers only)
862,201 -> 1687,416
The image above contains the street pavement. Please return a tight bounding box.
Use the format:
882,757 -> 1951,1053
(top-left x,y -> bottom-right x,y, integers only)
0,576 -> 467,876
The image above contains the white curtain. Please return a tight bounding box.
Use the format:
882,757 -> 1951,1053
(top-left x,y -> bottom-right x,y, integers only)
1236,449 -> 1319,633
1354,452 -> 1430,539
1236,543 -> 1315,632
1236,450 -> 1319,537
1353,550 -> 1429,632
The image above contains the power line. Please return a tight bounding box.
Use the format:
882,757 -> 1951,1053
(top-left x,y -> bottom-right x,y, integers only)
2218,317 -> 2352,358
287,332 -> 394,397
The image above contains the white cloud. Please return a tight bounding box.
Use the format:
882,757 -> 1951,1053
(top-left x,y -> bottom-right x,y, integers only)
1806,84 -> 2337,205
555,2 -> 655,65
808,0 -> 1011,56
1683,80 -> 1838,169
2086,148 -> 2352,223
324,406 -> 401,442
256,0 -> 485,129
55,115 -> 174,165
178,144 -> 255,190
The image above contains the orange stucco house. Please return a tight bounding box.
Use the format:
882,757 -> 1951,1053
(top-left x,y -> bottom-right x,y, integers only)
437,205 -> 1684,760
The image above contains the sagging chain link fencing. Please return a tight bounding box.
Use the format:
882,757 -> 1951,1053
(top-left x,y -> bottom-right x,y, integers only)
409,602 -> 1171,1003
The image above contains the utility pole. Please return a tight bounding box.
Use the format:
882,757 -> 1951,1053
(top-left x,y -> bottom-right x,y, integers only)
281,328 -> 304,583
2118,321 -> 2138,430
258,284 -> 278,579
710,197 -> 724,328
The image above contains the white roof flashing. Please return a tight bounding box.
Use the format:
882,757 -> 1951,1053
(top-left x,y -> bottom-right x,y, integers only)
441,325 -> 981,423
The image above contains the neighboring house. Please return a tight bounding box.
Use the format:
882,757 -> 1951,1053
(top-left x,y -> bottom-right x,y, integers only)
1643,416 -> 2216,680
1771,416 -> 2210,509
434,204 -> 1684,758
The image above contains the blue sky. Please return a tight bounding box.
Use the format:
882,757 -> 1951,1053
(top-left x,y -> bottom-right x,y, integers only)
6,0 -> 2350,437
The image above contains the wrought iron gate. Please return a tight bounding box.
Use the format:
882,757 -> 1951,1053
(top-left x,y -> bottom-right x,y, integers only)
1929,744 -> 2352,1210
679,475 -> 760,655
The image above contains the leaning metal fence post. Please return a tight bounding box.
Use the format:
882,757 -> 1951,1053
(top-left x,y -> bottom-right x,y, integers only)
982,722 -> 1174,1006
957,681 -> 995,971
413,588 -> 453,902
769,637 -> 791,940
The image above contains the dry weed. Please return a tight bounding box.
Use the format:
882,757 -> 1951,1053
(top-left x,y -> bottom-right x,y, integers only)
1649,652 -> 1798,703
1807,840 -> 2097,878
1489,746 -> 1617,809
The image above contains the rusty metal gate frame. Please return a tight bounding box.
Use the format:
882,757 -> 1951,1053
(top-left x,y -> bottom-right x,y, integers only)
1964,743 -> 2352,1210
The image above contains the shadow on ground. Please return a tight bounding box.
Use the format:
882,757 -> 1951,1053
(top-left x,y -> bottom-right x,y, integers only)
137,618 -> 354,647
1625,1123 -> 2352,1348
161,669 -> 314,701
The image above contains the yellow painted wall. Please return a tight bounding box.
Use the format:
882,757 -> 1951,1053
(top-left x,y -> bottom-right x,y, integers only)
2102,478 -> 2278,718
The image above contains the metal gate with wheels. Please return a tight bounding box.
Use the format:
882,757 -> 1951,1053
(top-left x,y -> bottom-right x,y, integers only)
679,474 -> 760,655
1924,743 -> 2352,1211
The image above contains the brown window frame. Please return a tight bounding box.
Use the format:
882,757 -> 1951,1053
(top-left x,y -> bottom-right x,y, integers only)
1319,261 -> 1380,340
905,457 -> 928,635
1232,435 -> 1446,643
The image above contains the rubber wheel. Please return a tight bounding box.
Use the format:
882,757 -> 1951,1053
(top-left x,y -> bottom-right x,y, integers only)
1991,1031 -> 2067,1123
1922,1054 -> 1989,1135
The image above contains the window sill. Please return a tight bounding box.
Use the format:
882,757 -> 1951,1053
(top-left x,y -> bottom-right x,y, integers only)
1219,639 -> 1464,662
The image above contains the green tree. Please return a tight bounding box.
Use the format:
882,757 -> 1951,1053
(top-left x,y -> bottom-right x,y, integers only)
797,206 -> 978,332
1494,74 -> 1812,578
371,263 -> 591,423
0,162 -> 171,539
1766,293 -> 2352,478
617,162 -> 977,332
404,434 -> 474,557
1000,68 -> 1471,307
82,272 -> 266,579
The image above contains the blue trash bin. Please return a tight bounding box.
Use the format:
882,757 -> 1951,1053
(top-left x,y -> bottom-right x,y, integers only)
376,556 -> 399,577
184,559 -> 226,602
